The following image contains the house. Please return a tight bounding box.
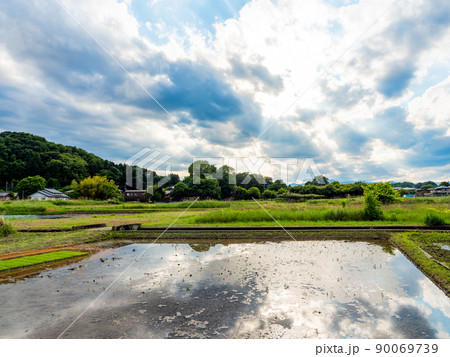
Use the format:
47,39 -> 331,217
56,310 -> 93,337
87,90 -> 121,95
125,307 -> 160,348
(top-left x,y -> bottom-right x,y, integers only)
124,190 -> 147,202
431,186 -> 450,196
0,192 -> 12,201
29,188 -> 69,201
416,188 -> 433,197
164,186 -> 174,201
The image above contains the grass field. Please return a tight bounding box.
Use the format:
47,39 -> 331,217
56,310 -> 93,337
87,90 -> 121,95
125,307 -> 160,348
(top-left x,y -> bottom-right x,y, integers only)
0,199 -> 231,215
0,250 -> 88,271
0,230 -> 108,255
1,197 -> 449,230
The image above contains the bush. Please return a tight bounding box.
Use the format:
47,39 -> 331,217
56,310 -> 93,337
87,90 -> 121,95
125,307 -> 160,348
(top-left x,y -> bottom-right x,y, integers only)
277,188 -> 288,195
74,176 -> 119,200
362,190 -> 384,221
262,189 -> 276,199
235,186 -> 248,199
0,218 -> 16,237
364,182 -> 399,204
247,187 -> 261,199
424,212 -> 446,226
108,197 -> 123,204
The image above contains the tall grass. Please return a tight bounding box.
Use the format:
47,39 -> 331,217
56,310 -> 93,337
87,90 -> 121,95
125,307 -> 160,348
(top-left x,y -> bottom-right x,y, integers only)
194,207 -> 368,223
52,200 -> 108,206
154,200 -> 232,209
424,212 -> 447,226
193,203 -> 449,225
0,201 -> 53,214
0,217 -> 16,236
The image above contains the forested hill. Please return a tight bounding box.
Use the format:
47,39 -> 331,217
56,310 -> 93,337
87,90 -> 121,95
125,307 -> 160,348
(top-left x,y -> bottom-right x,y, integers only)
0,131 -> 126,188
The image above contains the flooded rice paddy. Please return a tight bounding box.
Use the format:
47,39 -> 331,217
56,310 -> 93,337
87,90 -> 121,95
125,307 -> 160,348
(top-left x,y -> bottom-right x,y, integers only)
0,215 -> 67,219
0,239 -> 449,339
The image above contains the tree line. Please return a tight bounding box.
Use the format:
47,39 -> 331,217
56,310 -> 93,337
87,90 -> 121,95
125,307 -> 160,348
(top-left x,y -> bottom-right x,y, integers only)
1,131 -> 447,201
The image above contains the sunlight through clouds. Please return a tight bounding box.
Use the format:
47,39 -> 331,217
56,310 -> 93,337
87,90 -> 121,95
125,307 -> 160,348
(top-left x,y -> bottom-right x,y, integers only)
0,0 -> 449,181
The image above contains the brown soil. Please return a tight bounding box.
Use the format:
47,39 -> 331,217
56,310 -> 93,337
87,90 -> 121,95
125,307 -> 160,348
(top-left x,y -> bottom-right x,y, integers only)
0,244 -> 102,261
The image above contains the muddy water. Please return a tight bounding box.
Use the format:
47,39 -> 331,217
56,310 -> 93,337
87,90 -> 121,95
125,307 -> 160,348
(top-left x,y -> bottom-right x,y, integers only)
0,240 -> 449,339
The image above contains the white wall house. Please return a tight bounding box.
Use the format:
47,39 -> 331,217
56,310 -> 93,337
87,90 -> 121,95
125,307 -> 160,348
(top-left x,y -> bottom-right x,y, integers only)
29,188 -> 69,201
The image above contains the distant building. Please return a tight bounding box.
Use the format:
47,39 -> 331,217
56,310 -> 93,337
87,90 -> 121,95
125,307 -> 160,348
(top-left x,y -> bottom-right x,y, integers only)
124,190 -> 147,202
29,188 -> 69,201
164,187 -> 174,201
393,187 -> 418,191
0,192 -> 12,201
431,186 -> 450,196
416,188 -> 433,197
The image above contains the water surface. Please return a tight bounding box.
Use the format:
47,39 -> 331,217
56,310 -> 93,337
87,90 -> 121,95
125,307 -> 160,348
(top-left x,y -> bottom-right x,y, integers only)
0,239 -> 448,338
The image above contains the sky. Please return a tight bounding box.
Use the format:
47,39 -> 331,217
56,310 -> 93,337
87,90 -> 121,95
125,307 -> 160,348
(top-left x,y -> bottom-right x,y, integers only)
0,0 -> 449,183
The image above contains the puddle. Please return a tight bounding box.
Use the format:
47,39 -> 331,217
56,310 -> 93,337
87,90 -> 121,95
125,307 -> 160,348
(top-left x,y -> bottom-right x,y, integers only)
436,243 -> 450,251
0,240 -> 449,339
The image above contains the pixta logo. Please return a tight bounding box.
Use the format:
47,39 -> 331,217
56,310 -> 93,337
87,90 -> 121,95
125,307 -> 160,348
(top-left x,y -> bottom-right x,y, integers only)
125,147 -> 172,194
191,157 -> 323,185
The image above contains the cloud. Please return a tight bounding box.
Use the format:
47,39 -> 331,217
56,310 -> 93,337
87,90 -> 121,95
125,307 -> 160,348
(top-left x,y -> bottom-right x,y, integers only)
0,0 -> 449,182
229,56 -> 284,93
407,76 -> 450,132
377,64 -> 416,97
155,60 -> 244,123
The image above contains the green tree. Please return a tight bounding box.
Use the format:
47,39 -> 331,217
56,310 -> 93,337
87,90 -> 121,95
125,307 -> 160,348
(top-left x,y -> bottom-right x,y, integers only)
188,160 -> 217,180
161,173 -> 180,188
262,189 -> 276,199
305,175 -> 329,186
171,182 -> 189,200
46,178 -> 60,189
268,179 -> 287,192
235,186 -> 248,200
236,172 -> 266,192
439,181 -> 449,187
16,175 -> 46,197
191,179 -> 221,199
365,182 -> 399,204
217,165 -> 236,198
415,181 -> 437,189
77,176 -> 119,200
247,187 -> 261,199
149,185 -> 164,202
277,187 -> 288,195
420,184 -> 434,190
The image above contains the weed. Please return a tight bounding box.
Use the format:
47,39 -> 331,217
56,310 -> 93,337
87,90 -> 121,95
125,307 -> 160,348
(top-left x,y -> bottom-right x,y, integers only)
0,218 -> 16,237
424,212 -> 447,226
362,191 -> 384,221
